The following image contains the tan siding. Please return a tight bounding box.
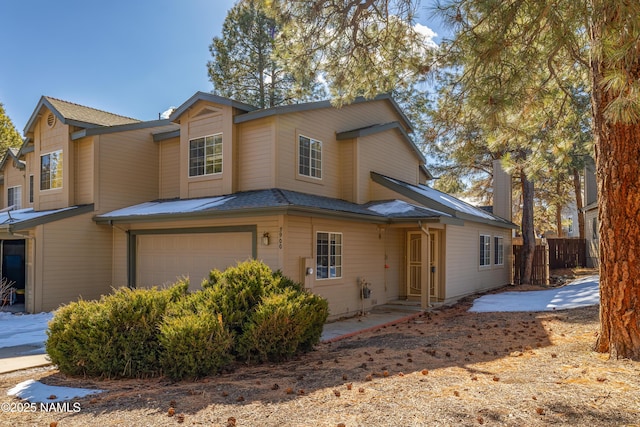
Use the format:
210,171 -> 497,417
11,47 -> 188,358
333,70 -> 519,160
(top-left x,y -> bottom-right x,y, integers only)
159,138 -> 180,199
357,130 -> 419,203
339,139 -> 356,202
283,215 -> 386,320
2,160 -> 26,209
35,111 -> 72,210
96,127 -> 163,213
237,118 -> 275,191
444,223 -> 512,300
74,137 -> 94,205
274,100 -> 409,199
179,103 -> 234,198
112,227 -> 128,286
38,212 -> 113,311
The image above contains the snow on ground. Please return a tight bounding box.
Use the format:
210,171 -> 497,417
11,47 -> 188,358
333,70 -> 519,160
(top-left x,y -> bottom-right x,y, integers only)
0,311 -> 53,352
469,275 -> 600,312
7,379 -> 102,403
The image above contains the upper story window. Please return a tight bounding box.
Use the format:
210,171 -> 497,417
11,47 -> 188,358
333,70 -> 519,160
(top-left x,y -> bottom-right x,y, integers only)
479,234 -> 491,267
7,186 -> 21,209
41,150 -> 63,190
189,134 -> 222,177
316,231 -> 342,279
299,135 -> 322,179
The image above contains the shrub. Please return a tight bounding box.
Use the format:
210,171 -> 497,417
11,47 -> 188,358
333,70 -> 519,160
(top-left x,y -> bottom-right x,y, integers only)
46,285 -> 183,378
159,311 -> 233,380
237,289 -> 328,362
47,260 -> 328,379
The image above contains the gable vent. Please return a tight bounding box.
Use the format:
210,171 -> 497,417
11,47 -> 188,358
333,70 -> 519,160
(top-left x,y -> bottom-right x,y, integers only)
46,113 -> 56,128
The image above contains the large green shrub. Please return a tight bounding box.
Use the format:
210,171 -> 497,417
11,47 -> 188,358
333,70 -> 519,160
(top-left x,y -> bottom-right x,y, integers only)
46,261 -> 328,379
237,289 -> 329,362
159,311 -> 233,380
46,283 -> 186,378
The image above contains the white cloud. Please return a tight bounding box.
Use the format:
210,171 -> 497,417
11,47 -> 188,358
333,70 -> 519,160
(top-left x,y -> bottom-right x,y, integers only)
414,23 -> 438,49
160,106 -> 176,119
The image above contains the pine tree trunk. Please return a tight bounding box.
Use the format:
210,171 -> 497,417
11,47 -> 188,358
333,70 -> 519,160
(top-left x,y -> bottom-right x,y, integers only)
591,12 -> 640,360
573,167 -> 585,240
520,171 -> 536,285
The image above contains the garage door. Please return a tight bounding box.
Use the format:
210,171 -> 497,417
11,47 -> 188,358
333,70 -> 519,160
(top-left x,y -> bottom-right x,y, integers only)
137,232 -> 253,290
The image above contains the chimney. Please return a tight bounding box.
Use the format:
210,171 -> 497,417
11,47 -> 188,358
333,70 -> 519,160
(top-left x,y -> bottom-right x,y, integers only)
493,159 -> 512,222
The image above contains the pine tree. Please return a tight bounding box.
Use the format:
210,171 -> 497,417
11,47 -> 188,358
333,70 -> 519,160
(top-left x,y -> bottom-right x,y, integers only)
208,0 -> 325,108
0,102 -> 23,156
267,0 -> 640,359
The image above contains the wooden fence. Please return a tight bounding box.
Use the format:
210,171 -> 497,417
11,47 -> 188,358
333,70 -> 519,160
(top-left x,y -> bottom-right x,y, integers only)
513,242 -> 549,285
546,238 -> 586,269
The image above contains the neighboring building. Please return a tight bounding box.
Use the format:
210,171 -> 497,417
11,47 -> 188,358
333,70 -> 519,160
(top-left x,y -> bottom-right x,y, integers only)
583,158 -> 599,267
0,93 -> 515,318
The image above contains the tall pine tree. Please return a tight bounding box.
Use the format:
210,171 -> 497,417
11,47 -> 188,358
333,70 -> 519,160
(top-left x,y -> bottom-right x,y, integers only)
0,102 -> 22,156
208,0 -> 324,108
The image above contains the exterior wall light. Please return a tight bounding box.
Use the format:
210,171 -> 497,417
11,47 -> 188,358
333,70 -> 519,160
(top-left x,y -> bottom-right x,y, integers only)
262,232 -> 270,246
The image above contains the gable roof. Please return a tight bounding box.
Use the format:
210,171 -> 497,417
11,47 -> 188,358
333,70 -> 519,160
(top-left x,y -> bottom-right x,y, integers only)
233,93 -> 414,133
94,188 -> 458,225
336,121 -> 426,164
24,96 -> 141,135
371,172 -> 517,229
169,92 -> 257,122
0,148 -> 25,172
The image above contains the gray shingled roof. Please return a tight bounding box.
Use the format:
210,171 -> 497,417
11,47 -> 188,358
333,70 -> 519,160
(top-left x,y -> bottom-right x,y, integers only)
94,188 -> 452,224
45,97 -> 140,127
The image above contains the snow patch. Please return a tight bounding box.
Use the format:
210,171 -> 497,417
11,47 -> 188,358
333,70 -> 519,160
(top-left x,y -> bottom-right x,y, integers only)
7,380 -> 103,403
469,276 -> 600,312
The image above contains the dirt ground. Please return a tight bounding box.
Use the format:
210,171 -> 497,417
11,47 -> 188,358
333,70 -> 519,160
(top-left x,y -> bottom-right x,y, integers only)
1,271 -> 639,426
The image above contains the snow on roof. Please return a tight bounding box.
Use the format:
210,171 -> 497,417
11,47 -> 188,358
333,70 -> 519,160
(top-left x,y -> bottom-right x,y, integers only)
381,175 -> 499,221
97,196 -> 234,218
367,200 -> 449,217
0,207 -> 77,226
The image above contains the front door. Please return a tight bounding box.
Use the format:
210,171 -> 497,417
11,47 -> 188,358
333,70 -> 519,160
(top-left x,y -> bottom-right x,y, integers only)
407,232 -> 422,297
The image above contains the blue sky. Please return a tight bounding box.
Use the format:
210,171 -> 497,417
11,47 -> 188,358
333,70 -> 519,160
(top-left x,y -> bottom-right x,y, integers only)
0,1 -> 444,134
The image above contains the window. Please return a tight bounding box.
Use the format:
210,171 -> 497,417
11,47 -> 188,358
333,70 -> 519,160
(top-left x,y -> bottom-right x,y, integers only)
29,175 -> 34,203
7,186 -> 21,209
592,217 -> 598,240
480,234 -> 491,267
41,150 -> 63,190
316,232 -> 342,279
299,135 -> 322,179
189,134 -> 222,177
494,236 -> 504,266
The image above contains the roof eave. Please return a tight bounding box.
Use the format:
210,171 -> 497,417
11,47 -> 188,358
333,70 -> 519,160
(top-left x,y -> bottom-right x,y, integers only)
1,204 -> 95,232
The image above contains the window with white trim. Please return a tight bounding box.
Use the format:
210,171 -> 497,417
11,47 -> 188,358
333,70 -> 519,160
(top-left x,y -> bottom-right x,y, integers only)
40,150 -> 63,190
299,135 -> 322,179
189,133 -> 222,177
316,232 -> 342,279
7,186 -> 21,209
480,234 -> 491,267
494,236 -> 504,265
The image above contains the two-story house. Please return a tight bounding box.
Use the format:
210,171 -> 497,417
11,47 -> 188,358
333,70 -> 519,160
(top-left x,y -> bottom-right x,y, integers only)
0,92 -> 515,318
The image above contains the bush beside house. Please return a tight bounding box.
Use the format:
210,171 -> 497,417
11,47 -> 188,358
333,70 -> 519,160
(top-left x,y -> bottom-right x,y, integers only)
45,260 -> 328,380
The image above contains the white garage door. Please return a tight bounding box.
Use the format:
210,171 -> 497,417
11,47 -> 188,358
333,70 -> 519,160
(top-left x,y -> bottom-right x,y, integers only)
137,232 -> 253,290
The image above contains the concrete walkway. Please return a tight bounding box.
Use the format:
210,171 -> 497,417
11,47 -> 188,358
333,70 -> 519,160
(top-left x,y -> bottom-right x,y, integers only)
0,303 -> 425,375
321,303 -> 425,342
